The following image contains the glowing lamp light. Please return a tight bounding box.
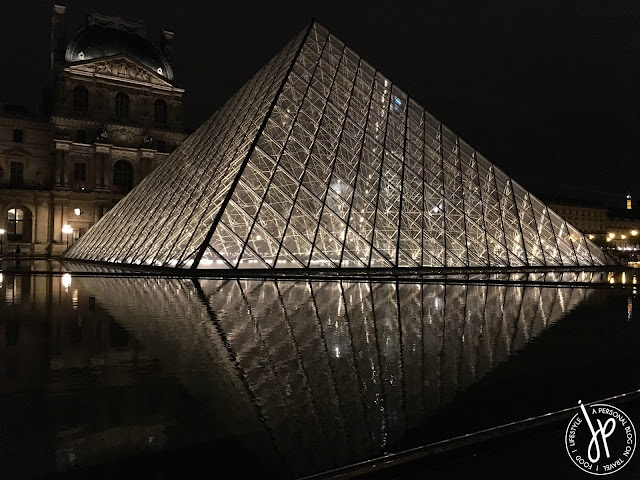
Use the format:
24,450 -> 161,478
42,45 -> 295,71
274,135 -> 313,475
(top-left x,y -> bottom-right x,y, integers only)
73,208 -> 82,216
62,224 -> 74,248
0,228 -> 5,235
632,230 -> 638,236
588,234 -> 594,240
62,273 -> 72,289
621,234 -> 627,239
608,233 -> 615,239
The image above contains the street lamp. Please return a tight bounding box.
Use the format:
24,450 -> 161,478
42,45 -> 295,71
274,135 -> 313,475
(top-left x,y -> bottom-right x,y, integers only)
62,224 -> 73,249
0,228 -> 4,257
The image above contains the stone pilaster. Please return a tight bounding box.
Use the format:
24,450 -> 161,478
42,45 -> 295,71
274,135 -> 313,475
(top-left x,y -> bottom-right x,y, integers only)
95,143 -> 111,191
54,140 -> 72,189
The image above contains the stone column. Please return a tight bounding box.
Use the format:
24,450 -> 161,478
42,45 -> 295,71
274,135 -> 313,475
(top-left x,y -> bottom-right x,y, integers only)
51,199 -> 62,244
95,152 -> 104,188
141,149 -> 155,185
63,151 -> 72,186
95,144 -> 111,191
54,140 -> 71,189
33,200 -> 38,244
103,153 -> 110,190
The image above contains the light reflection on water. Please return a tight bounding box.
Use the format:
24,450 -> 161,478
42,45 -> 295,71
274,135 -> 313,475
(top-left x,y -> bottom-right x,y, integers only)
0,269 -> 637,478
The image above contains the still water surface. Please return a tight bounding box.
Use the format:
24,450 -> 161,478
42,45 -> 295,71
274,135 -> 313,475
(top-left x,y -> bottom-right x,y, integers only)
0,263 -> 638,478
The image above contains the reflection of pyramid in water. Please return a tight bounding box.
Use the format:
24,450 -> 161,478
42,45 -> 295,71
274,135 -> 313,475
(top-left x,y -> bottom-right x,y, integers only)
74,274 -> 594,476
64,22 -> 610,269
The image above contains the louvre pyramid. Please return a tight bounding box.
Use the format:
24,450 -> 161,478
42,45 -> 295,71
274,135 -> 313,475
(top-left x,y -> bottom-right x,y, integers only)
64,22 -> 611,270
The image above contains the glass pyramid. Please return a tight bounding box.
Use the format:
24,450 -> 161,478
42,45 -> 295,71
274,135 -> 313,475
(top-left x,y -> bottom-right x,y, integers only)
64,22 -> 611,269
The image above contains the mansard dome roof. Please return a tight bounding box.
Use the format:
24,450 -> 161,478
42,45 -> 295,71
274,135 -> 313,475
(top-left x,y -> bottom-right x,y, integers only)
65,24 -> 173,80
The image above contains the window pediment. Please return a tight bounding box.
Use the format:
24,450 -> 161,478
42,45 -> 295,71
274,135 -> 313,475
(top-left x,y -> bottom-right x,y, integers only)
1,148 -> 30,158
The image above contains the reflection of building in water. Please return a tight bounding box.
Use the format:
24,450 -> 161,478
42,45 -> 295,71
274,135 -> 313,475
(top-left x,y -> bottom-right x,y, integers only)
77,275 -> 594,477
0,274 -> 180,477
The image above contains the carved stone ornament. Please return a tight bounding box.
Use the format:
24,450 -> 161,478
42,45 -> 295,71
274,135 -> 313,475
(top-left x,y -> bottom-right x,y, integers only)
67,58 -> 179,90
97,59 -> 149,83
111,128 -> 135,146
97,127 -> 109,141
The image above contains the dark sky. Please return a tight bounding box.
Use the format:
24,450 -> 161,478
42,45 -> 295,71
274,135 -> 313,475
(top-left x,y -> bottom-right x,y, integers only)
1,1 -> 638,205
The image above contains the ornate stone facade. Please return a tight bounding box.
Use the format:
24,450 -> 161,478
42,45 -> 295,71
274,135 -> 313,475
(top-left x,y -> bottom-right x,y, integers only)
0,5 -> 188,256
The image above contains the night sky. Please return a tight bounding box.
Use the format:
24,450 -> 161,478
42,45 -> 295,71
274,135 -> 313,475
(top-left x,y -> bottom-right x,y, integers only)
1,1 -> 638,206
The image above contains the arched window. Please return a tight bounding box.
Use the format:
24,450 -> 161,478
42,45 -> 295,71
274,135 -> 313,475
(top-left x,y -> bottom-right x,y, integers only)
7,207 -> 32,242
112,160 -> 134,193
154,99 -> 167,124
115,92 -> 129,119
73,85 -> 89,114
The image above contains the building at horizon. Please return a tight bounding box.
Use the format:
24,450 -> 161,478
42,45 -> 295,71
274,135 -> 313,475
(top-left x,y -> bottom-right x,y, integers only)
547,196 -> 640,254
0,5 -> 188,256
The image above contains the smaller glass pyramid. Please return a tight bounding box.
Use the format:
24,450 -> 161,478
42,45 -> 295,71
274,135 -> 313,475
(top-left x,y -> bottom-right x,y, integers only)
64,22 -> 612,269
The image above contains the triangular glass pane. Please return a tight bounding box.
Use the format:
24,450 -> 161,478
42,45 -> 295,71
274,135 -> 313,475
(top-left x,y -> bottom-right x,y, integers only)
197,246 -> 231,269
274,248 -> 304,268
237,246 -> 270,269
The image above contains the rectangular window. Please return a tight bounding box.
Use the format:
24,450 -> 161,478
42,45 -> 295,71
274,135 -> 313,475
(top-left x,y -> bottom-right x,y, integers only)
10,162 -> 23,187
73,162 -> 87,191
12,129 -> 23,143
7,208 -> 24,242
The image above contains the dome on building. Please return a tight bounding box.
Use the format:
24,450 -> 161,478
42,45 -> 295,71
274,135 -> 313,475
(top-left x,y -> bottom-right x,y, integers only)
65,24 -> 174,80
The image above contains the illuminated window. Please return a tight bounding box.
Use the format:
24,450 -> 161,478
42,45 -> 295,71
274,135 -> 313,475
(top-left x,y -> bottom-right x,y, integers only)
7,208 -> 24,241
154,99 -> 167,124
73,85 -> 89,115
115,92 -> 129,119
113,160 -> 133,193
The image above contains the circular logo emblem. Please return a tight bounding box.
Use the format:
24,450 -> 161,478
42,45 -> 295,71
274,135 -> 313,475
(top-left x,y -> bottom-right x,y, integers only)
565,401 -> 636,475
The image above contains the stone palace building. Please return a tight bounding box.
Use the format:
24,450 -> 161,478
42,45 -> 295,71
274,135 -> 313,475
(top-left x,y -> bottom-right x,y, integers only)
0,5 -> 188,256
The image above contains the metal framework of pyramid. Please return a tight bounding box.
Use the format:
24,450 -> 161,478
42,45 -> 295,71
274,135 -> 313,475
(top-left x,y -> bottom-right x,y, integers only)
64,22 -> 611,270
